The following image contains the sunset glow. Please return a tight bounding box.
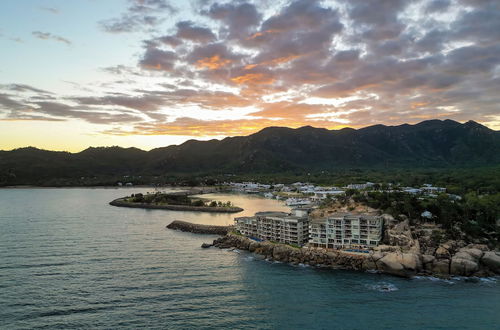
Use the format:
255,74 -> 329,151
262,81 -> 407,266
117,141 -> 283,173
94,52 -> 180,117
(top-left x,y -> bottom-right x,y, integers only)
1,0 -> 499,151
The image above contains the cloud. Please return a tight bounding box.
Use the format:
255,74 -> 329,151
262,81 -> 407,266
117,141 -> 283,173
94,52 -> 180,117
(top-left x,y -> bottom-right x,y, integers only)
0,84 -> 144,124
205,2 -> 261,39
1,84 -> 53,94
32,31 -> 71,45
0,93 -> 26,110
3,0 -> 500,138
424,0 -> 451,13
139,47 -> 177,71
100,0 -> 175,33
175,21 -> 216,43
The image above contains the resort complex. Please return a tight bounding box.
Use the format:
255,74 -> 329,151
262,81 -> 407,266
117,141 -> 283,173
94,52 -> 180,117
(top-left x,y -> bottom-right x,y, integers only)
309,214 -> 384,249
235,209 -> 384,250
234,208 -> 310,246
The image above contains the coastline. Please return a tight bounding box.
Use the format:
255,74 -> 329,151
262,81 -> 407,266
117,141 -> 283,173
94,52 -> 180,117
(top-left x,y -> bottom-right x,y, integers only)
205,234 -> 500,279
109,198 -> 243,213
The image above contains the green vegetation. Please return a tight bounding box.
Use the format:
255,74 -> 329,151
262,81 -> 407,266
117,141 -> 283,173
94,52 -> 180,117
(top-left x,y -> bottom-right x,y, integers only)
232,230 -> 244,237
127,192 -> 233,208
1,120 -> 499,187
343,191 -> 499,247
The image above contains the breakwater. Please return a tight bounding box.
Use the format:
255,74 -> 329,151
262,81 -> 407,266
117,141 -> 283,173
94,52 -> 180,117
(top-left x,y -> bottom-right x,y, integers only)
110,198 -> 243,213
167,220 -> 233,235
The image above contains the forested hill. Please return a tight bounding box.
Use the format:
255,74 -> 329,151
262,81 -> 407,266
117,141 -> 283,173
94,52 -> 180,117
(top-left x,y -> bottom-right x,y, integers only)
1,119 -> 499,185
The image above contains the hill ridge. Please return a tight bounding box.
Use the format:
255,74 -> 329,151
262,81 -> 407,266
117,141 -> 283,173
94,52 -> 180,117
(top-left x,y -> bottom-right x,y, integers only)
1,119 -> 499,185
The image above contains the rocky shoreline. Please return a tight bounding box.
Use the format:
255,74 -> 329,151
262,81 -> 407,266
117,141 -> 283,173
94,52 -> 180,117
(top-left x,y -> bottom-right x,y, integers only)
205,234 -> 500,278
109,198 -> 243,213
166,220 -> 233,235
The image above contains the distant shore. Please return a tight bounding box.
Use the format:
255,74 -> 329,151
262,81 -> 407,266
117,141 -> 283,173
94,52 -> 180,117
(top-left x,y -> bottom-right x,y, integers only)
0,185 -> 158,189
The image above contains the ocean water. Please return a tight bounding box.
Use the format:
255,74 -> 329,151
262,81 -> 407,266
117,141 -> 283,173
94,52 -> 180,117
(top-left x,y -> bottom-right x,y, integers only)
0,188 -> 499,329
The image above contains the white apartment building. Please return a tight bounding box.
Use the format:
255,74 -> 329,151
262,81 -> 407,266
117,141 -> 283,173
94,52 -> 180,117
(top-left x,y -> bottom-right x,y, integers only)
309,213 -> 383,249
234,209 -> 310,246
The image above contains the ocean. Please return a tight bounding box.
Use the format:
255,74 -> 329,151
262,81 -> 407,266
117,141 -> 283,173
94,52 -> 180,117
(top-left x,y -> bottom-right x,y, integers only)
0,188 -> 498,329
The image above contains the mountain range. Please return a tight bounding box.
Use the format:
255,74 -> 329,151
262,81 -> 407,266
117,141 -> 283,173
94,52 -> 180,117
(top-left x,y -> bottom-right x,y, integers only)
1,119 -> 499,185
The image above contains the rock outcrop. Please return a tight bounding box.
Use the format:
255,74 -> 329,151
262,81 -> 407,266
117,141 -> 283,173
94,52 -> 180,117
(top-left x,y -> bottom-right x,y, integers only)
205,234 -> 500,278
211,234 -> 367,271
481,251 -> 500,273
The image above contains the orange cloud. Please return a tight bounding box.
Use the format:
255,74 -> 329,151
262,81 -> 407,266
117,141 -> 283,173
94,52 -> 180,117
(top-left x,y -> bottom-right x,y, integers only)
231,73 -> 275,85
141,63 -> 169,71
410,102 -> 429,109
103,117 -> 350,137
244,55 -> 300,70
196,55 -> 232,70
244,64 -> 259,70
247,29 -> 280,40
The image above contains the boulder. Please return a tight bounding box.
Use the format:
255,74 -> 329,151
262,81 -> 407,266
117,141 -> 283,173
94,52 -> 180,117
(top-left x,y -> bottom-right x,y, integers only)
272,245 -> 291,262
450,256 -> 479,276
248,241 -> 259,252
454,249 -> 483,262
371,251 -> 384,261
377,253 -> 407,277
362,258 -> 377,271
435,245 -> 451,259
400,253 -> 422,272
431,259 -> 450,275
466,244 -> 489,251
374,245 -> 399,253
481,251 -> 500,273
201,243 -> 212,248
457,248 -> 483,260
421,254 -> 435,264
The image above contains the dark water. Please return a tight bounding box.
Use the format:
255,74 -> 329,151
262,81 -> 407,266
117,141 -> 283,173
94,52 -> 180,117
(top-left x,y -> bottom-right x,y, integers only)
0,188 -> 499,329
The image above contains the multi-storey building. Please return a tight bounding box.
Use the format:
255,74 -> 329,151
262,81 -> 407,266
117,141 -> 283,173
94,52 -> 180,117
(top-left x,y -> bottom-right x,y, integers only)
309,213 -> 383,249
234,208 -> 310,246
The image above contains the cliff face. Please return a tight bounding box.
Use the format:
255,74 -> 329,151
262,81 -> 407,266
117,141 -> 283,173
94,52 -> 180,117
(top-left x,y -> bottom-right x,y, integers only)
208,233 -> 500,278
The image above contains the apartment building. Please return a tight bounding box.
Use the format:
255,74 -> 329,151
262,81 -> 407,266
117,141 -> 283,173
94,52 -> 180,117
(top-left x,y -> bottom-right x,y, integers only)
309,213 -> 383,249
234,208 -> 310,246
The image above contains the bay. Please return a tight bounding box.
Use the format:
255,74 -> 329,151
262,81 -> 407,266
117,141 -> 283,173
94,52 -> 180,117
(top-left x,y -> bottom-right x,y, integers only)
0,188 -> 498,329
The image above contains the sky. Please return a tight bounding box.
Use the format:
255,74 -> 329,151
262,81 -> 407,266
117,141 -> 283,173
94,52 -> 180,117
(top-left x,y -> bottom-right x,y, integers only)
0,0 -> 499,152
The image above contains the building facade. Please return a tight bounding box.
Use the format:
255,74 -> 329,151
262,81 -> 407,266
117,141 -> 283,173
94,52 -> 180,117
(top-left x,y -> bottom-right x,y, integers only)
234,209 -> 310,246
309,214 -> 383,249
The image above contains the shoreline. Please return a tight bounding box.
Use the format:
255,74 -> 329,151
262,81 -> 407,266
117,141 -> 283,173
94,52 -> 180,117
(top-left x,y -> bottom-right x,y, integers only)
0,185 -> 220,190
163,220 -> 500,279
109,198 -> 243,213
205,234 -> 500,279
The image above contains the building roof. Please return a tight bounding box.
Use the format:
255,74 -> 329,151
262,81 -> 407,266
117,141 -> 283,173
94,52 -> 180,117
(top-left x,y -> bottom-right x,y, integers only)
255,211 -> 289,217
310,213 -> 382,224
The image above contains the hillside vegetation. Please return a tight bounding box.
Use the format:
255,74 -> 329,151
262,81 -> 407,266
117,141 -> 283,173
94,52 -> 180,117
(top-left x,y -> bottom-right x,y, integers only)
1,119 -> 499,186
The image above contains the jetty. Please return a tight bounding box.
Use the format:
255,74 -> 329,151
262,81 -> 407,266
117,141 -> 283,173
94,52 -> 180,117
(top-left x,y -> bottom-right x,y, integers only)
166,220 -> 233,235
